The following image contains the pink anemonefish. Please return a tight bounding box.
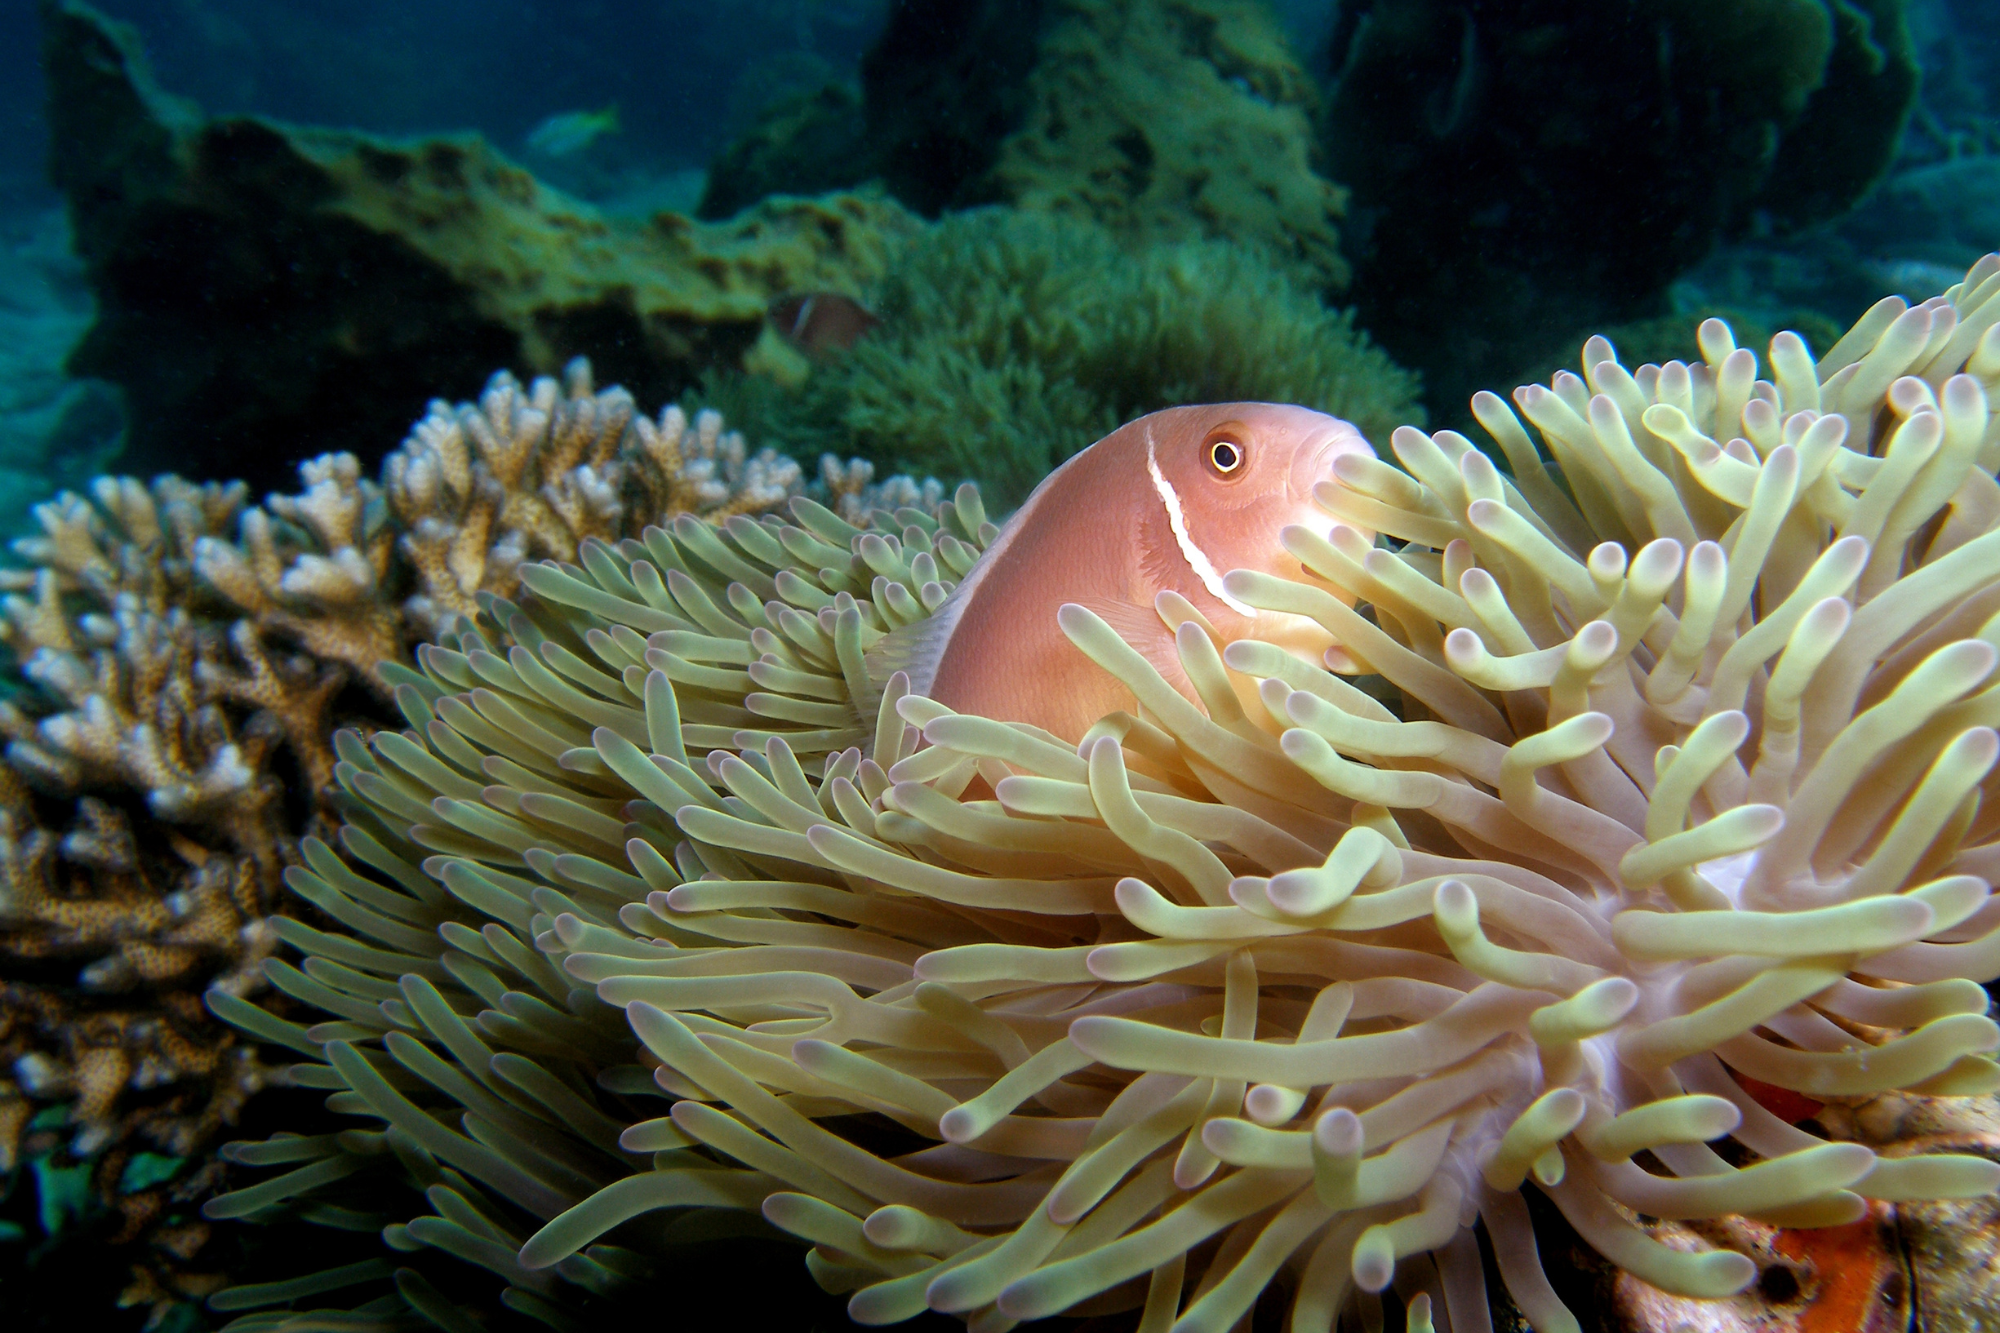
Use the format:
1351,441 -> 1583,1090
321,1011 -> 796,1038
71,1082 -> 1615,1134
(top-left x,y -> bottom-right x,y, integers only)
892,403 -> 1375,743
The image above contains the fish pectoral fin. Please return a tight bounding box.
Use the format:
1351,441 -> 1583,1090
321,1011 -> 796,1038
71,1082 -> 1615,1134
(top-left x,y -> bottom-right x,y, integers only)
1076,598 -> 1190,691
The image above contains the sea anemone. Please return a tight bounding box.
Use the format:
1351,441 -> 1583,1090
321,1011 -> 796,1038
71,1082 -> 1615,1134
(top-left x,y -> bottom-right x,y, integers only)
211,255 -> 2000,1333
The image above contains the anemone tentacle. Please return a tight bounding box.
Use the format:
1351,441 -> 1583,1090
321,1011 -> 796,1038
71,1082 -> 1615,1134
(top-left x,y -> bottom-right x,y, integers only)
211,255 -> 2000,1332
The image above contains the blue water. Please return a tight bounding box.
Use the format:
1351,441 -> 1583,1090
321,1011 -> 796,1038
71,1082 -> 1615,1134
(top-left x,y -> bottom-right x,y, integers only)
0,0 -> 890,208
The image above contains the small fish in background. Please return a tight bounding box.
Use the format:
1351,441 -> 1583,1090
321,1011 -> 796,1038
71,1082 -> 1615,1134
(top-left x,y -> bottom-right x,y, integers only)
768,292 -> 880,358
524,105 -> 620,158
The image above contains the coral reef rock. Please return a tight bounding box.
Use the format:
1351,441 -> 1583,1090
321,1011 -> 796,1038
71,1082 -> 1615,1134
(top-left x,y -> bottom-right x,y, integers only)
1324,0 -> 1920,421
207,257 -> 2000,1331
985,0 -> 1347,284
697,82 -> 877,224
38,0 -> 921,495
702,0 -> 1347,286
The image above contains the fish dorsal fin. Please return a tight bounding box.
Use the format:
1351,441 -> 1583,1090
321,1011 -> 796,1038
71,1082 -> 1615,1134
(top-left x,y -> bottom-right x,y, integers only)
861,575 -> 973,715
863,501 -> 1019,715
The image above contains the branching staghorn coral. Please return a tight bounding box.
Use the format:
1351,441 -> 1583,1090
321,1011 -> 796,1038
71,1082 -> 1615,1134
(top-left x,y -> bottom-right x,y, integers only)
0,473 -> 328,1168
196,359 -> 810,661
0,363 -> 817,1218
0,470 -> 328,800
206,256 -> 2000,1332
0,775 -> 283,1147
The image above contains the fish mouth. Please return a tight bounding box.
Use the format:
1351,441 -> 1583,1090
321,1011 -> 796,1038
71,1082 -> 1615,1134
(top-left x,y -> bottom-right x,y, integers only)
1289,419 -> 1374,502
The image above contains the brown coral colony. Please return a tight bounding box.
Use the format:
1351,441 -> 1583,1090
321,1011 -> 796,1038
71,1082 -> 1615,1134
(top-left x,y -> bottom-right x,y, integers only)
0,360 -> 817,1188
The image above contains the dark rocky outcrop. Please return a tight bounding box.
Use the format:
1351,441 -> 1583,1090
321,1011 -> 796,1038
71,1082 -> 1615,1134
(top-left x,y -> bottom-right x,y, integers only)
41,0 -> 919,492
698,0 -> 1348,288
699,0 -> 1049,221
1321,0 -> 1921,418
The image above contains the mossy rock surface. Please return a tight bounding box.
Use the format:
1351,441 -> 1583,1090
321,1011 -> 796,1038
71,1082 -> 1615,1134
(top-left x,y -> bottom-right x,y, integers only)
41,0 -> 920,493
699,0 -> 1348,290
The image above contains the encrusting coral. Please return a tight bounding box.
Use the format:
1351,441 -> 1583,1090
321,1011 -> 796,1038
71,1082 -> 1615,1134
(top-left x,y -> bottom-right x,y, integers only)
202,255 -> 2000,1331
0,363 -> 811,1242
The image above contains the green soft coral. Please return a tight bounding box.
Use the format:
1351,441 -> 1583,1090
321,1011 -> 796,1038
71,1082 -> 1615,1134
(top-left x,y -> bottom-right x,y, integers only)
731,209 -> 1420,507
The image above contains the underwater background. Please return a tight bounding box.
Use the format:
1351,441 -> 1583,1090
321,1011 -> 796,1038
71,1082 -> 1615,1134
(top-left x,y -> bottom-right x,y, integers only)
1,1 -> 1999,1331
3,0 -> 1996,528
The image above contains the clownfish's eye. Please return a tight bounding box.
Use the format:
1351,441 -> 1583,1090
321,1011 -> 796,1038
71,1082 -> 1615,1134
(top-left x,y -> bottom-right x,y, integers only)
1208,438 -> 1245,476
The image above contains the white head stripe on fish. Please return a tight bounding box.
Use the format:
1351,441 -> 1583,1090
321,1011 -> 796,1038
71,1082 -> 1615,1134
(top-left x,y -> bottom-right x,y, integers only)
906,403 -> 1371,743
1145,428 -> 1255,615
